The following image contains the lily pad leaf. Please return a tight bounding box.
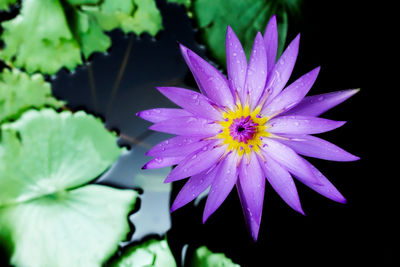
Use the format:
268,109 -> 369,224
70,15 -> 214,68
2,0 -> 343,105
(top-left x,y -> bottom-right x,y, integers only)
193,0 -> 301,67
0,184 -> 138,267
0,0 -> 17,11
108,238 -> 177,267
189,246 -> 240,267
0,68 -> 64,123
0,108 -> 122,206
84,0 -> 163,36
167,0 -> 192,8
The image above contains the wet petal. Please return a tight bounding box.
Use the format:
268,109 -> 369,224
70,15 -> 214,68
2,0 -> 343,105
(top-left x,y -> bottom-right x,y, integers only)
179,44 -> 207,95
264,15 -> 278,74
165,143 -> 226,182
146,136 -> 209,158
258,154 -> 304,215
203,152 -> 238,223
157,87 -> 221,120
265,34 -> 300,103
278,134 -> 360,162
261,138 -> 320,185
226,26 -> 247,98
137,108 -> 192,123
262,67 -> 320,116
149,116 -> 221,137
268,115 -> 346,135
142,156 -> 184,169
246,32 -> 268,109
285,89 -> 359,117
237,152 -> 265,240
294,159 -> 347,203
170,166 -> 218,212
187,49 -> 235,109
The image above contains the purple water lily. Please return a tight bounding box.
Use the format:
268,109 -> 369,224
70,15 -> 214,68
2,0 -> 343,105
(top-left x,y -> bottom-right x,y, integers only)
137,15 -> 359,241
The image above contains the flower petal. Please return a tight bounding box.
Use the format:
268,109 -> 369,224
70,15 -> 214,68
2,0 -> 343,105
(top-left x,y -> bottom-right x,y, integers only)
264,15 -> 278,75
294,159 -> 347,203
137,108 -> 192,123
142,156 -> 184,170
268,115 -> 346,135
278,134 -> 360,162
170,166 -> 218,212
261,138 -> 320,185
146,136 -> 207,158
187,49 -> 235,109
226,26 -> 247,98
258,153 -> 304,215
284,89 -> 359,117
203,152 -> 238,223
262,67 -> 320,116
156,87 -> 221,120
165,142 -> 226,183
265,34 -> 300,103
246,32 -> 268,109
179,44 -> 207,95
149,116 -> 221,137
237,152 -> 265,240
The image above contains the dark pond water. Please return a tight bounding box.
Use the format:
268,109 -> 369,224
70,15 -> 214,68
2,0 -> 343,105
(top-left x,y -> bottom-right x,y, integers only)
2,0 -> 393,266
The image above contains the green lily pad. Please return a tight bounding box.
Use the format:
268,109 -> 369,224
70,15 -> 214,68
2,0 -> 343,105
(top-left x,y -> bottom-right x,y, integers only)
190,246 -> 240,267
0,68 -> 64,123
0,0 -> 17,11
0,184 -> 137,267
167,0 -> 192,8
108,238 -> 177,267
193,0 -> 301,67
0,108 -> 122,206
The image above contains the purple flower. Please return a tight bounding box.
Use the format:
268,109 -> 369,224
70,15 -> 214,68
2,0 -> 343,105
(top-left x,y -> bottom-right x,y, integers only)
137,15 -> 359,241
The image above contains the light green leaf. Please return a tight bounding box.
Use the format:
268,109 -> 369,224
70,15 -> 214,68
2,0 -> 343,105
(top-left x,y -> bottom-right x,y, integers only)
0,184 -> 138,267
193,0 -> 301,67
0,108 -> 122,206
0,0 -> 82,74
0,68 -> 64,123
66,0 -> 101,5
0,0 -> 17,11
85,0 -> 163,36
190,246 -> 240,267
108,239 -> 177,267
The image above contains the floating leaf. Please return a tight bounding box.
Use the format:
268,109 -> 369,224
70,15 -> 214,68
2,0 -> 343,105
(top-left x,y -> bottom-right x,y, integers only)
0,0 -> 82,74
167,0 -> 192,8
0,0 -> 17,11
0,68 -> 64,123
189,246 -> 240,267
83,0 -> 163,36
192,0 -> 301,67
0,108 -> 122,206
108,238 -> 177,267
0,185 -> 137,267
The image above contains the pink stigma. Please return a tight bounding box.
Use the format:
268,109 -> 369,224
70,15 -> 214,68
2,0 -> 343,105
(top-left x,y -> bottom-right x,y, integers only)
229,116 -> 258,143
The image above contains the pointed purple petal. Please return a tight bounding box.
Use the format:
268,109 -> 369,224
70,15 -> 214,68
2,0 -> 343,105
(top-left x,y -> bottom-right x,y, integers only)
257,153 -> 304,214
268,115 -> 346,135
278,134 -> 360,162
179,44 -> 207,95
170,166 -> 218,212
294,159 -> 347,203
187,49 -> 235,109
146,136 -> 209,158
262,67 -> 320,116
264,15 -> 278,74
137,108 -> 192,123
265,34 -> 300,103
157,87 -> 221,120
246,32 -> 268,109
226,26 -> 247,99
285,89 -> 360,117
261,138 -> 320,185
149,116 -> 221,137
203,152 -> 238,223
237,152 -> 265,240
142,156 -> 184,169
165,142 -> 226,182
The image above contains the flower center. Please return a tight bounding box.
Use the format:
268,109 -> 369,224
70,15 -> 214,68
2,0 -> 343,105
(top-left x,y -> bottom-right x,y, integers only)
217,103 -> 270,155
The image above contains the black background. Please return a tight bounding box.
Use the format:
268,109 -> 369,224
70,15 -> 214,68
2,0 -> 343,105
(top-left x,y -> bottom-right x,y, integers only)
1,0 -> 396,266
